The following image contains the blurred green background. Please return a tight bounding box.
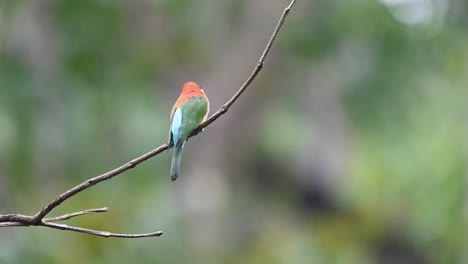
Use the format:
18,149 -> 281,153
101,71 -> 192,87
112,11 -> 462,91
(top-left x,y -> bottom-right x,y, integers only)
0,0 -> 465,263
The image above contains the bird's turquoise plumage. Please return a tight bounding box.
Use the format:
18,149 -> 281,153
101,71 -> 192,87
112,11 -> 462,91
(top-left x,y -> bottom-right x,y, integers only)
170,95 -> 208,181
170,141 -> 184,181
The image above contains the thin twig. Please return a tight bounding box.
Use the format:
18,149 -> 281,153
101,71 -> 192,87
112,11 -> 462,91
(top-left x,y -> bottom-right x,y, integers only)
42,222 -> 163,238
0,208 -> 108,226
0,222 -> 27,227
33,143 -> 169,220
0,0 -> 297,238
196,0 -> 297,130
44,207 -> 108,222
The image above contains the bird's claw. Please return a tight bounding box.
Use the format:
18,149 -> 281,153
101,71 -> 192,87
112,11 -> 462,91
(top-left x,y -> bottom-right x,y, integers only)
194,126 -> 204,135
187,126 -> 204,140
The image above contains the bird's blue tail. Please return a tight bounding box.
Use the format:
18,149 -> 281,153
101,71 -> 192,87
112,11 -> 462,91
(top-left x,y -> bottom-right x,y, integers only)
170,144 -> 184,181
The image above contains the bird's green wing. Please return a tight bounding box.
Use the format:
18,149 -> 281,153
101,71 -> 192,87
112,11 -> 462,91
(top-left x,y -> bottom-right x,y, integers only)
178,96 -> 208,140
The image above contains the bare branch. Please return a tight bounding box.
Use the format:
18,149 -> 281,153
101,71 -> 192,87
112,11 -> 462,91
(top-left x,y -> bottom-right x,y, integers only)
44,207 -> 109,222
0,207 -> 163,238
0,222 -> 27,227
0,214 -> 34,223
42,221 -> 163,238
0,0 -> 297,238
33,144 -> 169,221
196,0 -> 297,131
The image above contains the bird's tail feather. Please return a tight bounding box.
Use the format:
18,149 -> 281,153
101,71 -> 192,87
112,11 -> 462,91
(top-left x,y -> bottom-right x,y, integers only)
170,144 -> 184,181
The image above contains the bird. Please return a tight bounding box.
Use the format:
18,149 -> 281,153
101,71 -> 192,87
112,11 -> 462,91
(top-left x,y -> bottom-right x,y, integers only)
169,81 -> 209,181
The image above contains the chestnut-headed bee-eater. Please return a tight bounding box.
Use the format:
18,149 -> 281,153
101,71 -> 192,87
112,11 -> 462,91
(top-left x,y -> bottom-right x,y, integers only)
169,82 -> 209,181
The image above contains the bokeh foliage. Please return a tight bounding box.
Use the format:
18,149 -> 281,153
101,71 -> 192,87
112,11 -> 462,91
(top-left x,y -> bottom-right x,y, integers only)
0,0 -> 465,263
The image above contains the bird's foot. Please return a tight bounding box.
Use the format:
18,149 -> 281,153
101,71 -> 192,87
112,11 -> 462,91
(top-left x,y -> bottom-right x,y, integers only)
189,126 -> 204,138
